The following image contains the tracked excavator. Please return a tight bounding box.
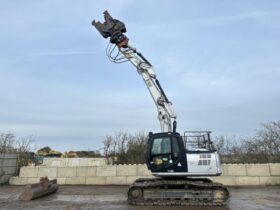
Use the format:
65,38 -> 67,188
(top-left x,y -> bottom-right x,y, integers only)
92,11 -> 230,206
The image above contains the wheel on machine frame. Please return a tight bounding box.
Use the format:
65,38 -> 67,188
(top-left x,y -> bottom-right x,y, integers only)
128,187 -> 143,200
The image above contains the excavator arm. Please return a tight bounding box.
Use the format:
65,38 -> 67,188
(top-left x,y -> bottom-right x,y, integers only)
92,11 -> 177,132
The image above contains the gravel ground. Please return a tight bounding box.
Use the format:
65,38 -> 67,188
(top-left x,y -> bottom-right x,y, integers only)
0,185 -> 279,210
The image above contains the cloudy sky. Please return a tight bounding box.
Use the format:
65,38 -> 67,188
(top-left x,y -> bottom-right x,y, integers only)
0,1 -> 279,152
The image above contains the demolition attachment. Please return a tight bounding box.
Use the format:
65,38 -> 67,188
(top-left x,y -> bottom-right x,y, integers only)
92,11 -> 128,47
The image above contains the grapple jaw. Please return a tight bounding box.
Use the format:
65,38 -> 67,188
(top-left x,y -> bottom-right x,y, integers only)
92,10 -> 128,47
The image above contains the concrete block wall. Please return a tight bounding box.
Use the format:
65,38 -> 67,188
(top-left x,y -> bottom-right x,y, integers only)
0,153 -> 18,184
9,164 -> 152,185
42,158 -> 107,167
212,164 -> 280,186
9,163 -> 280,186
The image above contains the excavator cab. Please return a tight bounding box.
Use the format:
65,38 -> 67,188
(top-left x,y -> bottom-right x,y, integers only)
147,131 -> 222,177
147,132 -> 187,173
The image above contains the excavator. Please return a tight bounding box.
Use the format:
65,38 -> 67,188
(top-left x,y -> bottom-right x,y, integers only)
92,11 -> 230,206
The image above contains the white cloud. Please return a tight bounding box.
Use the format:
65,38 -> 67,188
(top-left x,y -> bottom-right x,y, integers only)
27,50 -> 99,56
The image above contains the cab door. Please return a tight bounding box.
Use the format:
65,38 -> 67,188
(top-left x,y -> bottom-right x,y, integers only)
146,132 -> 187,173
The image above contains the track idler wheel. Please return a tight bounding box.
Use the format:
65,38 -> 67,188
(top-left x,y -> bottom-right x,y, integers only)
128,187 -> 143,200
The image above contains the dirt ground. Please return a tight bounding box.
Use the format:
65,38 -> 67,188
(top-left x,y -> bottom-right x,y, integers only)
0,185 -> 279,210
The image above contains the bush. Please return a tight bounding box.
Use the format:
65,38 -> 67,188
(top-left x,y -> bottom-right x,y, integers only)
214,121 -> 280,163
0,133 -> 34,173
103,131 -> 148,164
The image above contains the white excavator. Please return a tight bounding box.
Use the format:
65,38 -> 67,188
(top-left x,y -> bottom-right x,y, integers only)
92,11 -> 229,206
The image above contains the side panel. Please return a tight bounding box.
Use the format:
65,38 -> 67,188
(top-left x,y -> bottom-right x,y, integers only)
187,152 -> 222,175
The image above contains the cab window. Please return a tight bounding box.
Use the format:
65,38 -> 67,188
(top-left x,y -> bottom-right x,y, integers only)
151,137 -> 171,155
172,137 -> 180,157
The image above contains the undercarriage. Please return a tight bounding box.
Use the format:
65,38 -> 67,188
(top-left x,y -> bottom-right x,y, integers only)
128,177 -> 230,206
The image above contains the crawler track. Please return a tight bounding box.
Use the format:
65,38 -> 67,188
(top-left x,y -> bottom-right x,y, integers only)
128,178 -> 230,206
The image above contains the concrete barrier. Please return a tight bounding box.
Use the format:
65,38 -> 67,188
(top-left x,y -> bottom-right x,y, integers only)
42,158 -> 107,167
246,164 -> 270,176
0,153 -> 18,184
222,164 -> 247,176
19,167 -> 38,178
269,163 -> 280,176
9,163 -> 280,186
